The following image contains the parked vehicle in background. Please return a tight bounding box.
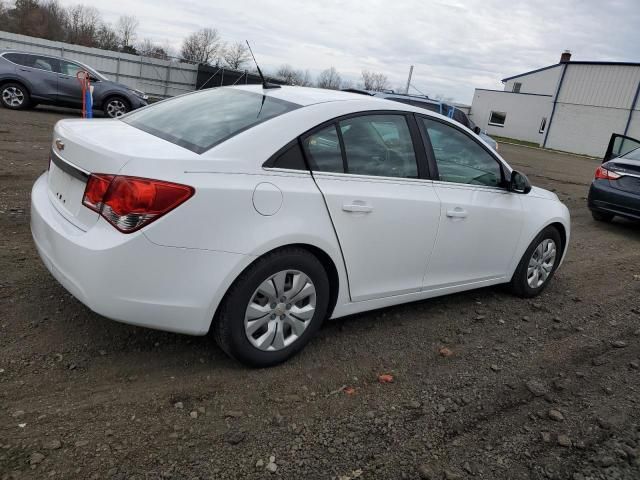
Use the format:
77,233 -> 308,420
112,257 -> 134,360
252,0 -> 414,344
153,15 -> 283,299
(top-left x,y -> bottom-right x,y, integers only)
588,133 -> 640,222
343,89 -> 499,151
31,86 -> 570,367
0,50 -> 148,117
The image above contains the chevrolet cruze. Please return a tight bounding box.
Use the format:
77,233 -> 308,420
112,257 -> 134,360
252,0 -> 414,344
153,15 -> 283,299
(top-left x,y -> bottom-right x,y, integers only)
31,85 -> 570,366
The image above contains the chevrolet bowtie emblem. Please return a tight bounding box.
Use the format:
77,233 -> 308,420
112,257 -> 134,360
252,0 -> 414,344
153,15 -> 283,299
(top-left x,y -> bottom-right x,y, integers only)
55,139 -> 64,151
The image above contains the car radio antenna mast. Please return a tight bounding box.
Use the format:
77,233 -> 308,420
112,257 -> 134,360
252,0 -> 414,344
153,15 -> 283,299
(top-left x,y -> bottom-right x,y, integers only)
246,41 -> 281,89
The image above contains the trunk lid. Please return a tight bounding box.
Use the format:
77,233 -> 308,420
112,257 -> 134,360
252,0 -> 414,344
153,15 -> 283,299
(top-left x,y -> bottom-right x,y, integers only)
47,118 -> 195,231
605,159 -> 640,195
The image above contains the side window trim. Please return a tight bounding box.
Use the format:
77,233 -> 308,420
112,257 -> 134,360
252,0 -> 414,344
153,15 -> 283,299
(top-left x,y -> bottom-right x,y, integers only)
334,121 -> 349,174
416,113 -> 509,189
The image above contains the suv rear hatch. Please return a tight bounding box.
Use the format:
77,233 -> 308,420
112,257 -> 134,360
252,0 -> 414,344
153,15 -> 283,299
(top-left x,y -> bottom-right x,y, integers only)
47,118 -> 195,231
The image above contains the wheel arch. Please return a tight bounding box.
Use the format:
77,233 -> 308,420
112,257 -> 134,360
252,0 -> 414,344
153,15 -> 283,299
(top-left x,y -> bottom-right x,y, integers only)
209,242 -> 343,333
0,77 -> 32,95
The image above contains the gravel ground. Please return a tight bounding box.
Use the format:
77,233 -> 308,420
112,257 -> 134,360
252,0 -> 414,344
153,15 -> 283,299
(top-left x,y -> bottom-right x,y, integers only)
1,106 -> 639,480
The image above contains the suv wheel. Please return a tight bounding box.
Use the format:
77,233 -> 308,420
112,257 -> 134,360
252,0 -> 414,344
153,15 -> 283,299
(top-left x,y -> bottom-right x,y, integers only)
104,97 -> 129,118
1,83 -> 30,110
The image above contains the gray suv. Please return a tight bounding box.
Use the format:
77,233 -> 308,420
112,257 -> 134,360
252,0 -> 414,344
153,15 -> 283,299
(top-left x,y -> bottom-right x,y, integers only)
0,50 -> 148,117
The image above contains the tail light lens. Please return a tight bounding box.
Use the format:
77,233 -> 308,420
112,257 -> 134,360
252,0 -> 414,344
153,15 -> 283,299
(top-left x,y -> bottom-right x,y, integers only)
595,165 -> 621,180
82,175 -> 194,233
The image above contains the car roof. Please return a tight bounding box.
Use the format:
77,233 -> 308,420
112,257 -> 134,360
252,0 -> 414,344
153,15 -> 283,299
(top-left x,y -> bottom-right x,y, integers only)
230,85 -> 396,107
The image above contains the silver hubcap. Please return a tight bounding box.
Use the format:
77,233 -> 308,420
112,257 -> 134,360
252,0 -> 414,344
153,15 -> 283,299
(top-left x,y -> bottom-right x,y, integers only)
527,239 -> 557,288
106,99 -> 127,117
2,87 -> 24,107
244,270 -> 316,352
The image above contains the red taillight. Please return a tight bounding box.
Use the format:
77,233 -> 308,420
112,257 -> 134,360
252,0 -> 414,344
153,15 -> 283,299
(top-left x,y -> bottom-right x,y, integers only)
83,174 -> 114,212
82,175 -> 194,233
594,165 -> 621,180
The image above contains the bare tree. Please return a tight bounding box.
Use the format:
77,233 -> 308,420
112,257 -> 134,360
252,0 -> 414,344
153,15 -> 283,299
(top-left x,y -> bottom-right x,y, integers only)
180,27 -> 222,64
116,14 -> 139,48
66,4 -> 100,46
341,79 -> 355,89
138,38 -> 169,60
316,67 -> 342,90
222,41 -> 250,69
41,0 -> 68,41
361,70 -> 390,91
95,23 -> 119,51
275,64 -> 313,86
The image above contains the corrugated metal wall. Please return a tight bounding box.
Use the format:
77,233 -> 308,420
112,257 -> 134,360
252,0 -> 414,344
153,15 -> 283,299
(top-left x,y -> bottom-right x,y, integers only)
557,64 -> 640,109
0,31 -> 198,98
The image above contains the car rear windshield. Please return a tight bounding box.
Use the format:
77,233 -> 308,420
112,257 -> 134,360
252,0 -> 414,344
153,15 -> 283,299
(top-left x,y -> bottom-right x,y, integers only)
122,88 -> 300,154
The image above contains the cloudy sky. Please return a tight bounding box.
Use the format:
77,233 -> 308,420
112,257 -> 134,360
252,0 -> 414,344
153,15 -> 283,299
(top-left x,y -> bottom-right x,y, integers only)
57,0 -> 640,103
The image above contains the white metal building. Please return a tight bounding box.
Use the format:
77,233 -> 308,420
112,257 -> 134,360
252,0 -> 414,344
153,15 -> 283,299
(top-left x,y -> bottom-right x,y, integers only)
470,52 -> 640,157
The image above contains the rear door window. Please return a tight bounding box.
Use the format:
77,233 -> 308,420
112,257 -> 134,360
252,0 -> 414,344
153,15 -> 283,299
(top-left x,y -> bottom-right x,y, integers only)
339,114 -> 418,178
123,88 -> 300,154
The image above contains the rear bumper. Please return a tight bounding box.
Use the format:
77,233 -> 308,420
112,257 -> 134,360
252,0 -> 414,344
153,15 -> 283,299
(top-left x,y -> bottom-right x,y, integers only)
588,180 -> 640,220
30,172 -> 250,335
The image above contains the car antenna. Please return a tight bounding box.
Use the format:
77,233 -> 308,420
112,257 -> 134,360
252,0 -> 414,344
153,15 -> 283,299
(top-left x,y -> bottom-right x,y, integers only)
246,40 -> 281,89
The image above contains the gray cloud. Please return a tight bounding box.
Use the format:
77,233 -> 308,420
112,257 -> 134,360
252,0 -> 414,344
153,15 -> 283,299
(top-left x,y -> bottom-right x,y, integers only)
58,0 -> 640,103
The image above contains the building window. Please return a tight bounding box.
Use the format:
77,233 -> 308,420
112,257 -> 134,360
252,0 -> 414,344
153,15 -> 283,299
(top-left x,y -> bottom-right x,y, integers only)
512,82 -> 522,93
539,117 -> 547,134
488,111 -> 506,127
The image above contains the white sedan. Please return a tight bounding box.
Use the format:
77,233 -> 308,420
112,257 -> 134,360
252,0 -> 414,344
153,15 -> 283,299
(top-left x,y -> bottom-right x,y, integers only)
31,85 -> 570,366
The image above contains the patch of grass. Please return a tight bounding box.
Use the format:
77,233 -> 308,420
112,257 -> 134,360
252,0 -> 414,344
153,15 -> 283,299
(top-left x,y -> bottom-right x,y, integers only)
491,135 -> 540,148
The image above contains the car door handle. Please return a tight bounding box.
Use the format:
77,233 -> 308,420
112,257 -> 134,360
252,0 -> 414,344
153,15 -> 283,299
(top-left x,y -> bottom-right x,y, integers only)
342,203 -> 373,213
446,207 -> 468,218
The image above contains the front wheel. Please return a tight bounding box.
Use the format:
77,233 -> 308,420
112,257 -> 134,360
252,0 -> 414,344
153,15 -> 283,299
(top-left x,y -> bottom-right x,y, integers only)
213,248 -> 330,367
103,97 -> 130,118
509,226 -> 562,298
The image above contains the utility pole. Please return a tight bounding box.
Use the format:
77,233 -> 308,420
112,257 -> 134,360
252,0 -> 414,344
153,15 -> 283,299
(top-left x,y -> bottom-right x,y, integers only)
404,65 -> 414,94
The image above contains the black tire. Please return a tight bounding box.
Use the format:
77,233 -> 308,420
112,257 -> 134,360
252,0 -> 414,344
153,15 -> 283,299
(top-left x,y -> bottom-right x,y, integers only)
0,82 -> 30,110
509,226 -> 562,298
213,247 -> 330,367
103,96 -> 130,118
591,210 -> 614,222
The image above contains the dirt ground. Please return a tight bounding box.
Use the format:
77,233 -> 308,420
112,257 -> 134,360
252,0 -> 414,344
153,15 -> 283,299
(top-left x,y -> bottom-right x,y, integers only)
1,105 -> 639,480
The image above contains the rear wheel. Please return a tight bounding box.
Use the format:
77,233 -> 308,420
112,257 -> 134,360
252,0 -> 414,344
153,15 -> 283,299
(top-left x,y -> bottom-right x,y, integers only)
591,210 -> 614,222
509,226 -> 562,298
103,96 -> 130,118
1,83 -> 30,110
213,248 -> 330,367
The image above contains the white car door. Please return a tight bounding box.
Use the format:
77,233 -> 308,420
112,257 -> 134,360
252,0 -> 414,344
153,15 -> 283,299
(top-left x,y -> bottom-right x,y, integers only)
418,116 -> 524,289
303,113 -> 441,302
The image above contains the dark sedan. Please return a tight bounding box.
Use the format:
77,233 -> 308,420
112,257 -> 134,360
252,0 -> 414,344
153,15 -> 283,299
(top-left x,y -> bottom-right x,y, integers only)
588,133 -> 640,222
0,50 -> 148,117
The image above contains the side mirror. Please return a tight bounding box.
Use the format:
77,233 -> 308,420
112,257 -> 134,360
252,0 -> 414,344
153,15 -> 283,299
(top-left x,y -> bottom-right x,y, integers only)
473,126 -> 481,135
509,170 -> 531,194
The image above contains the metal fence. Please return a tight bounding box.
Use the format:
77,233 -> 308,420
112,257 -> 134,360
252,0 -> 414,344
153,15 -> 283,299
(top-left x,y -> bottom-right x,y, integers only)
196,64 -> 287,90
0,30 -> 198,98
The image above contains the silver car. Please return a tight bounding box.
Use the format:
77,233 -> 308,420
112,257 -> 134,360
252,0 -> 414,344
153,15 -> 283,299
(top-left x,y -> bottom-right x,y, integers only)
0,50 -> 148,117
